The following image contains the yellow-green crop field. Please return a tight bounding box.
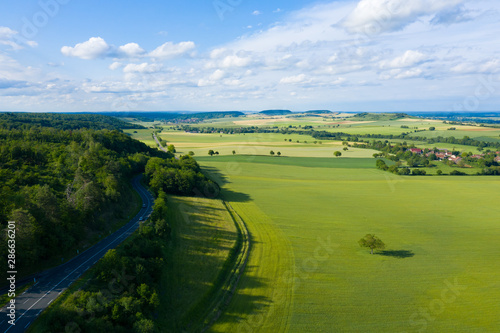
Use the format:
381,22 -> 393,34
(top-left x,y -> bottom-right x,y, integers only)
197,156 -> 500,332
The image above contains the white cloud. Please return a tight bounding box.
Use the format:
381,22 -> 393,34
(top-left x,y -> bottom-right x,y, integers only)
5,0 -> 500,112
280,74 -> 307,84
123,62 -> 163,73
341,0 -> 466,34
210,48 -> 230,59
61,37 -> 111,60
109,62 -> 123,70
0,26 -> 37,50
252,10 -> 262,16
210,69 -> 225,81
451,59 -> 500,74
380,50 -> 429,69
380,68 -> 423,80
118,43 -> 145,58
62,38 -> 193,61
149,41 -> 195,59
221,55 -> 254,68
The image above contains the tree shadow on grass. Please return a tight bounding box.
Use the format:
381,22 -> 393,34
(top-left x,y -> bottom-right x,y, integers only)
377,250 -> 415,259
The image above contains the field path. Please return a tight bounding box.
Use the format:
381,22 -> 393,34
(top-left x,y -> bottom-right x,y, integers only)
209,200 -> 295,333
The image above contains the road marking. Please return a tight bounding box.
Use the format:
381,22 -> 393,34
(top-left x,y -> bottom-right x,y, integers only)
3,179 -> 151,332
24,322 -> 31,328
48,300 -> 53,305
23,299 -> 29,304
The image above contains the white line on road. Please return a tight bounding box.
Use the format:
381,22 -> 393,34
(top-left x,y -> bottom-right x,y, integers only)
23,299 -> 29,304
3,179 -> 151,333
24,322 -> 31,328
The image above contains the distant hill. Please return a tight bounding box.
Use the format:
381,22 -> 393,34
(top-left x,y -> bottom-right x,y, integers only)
259,110 -> 292,116
352,112 -> 410,121
175,111 -> 244,121
90,111 -> 244,122
304,110 -> 333,115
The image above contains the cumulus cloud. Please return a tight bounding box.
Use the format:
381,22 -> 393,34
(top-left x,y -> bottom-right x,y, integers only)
149,41 -> 195,59
341,0 -> 466,34
61,37 -> 111,60
62,38 -> 195,61
117,43 -> 146,58
221,55 -> 254,68
252,10 -> 262,16
210,69 -> 226,81
109,62 -> 123,70
380,50 -> 430,69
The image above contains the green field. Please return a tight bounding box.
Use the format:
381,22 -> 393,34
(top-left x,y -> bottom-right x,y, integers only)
159,196 -> 238,331
125,116 -> 500,332
198,156 -> 500,332
157,131 -> 379,158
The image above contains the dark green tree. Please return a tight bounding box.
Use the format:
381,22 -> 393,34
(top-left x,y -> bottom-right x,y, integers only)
358,234 -> 385,254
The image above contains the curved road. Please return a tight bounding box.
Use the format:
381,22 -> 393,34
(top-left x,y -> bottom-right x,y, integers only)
0,175 -> 154,332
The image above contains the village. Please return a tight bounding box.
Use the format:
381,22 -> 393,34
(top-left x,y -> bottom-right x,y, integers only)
408,148 -> 500,164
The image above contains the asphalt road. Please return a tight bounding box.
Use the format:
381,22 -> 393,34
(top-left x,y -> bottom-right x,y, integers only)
0,175 -> 154,332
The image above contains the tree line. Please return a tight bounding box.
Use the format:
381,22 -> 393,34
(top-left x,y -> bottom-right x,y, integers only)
41,192 -> 170,332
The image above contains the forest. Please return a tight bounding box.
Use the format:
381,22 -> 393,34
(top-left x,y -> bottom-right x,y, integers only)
0,113 -> 205,281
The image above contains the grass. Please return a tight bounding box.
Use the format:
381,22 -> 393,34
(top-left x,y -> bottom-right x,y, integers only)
199,156 -> 500,332
154,131 -> 379,158
125,118 -> 500,332
158,195 -> 239,332
196,155 -> 384,169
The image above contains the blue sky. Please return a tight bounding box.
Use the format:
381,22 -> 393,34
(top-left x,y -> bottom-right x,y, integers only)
0,0 -> 500,112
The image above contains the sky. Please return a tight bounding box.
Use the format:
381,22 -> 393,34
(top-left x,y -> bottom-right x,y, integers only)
0,0 -> 500,112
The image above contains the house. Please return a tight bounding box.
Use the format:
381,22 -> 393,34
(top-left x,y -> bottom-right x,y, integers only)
409,148 -> 422,154
495,156 -> 500,163
449,156 -> 462,164
470,154 -> 484,159
435,153 -> 447,160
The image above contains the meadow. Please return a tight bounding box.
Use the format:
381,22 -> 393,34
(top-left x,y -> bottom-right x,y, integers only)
199,156 -> 500,333
126,115 -> 500,332
158,195 -> 238,331
156,131 -> 379,158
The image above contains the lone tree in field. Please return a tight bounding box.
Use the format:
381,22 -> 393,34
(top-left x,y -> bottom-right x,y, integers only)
358,234 -> 385,254
334,151 -> 342,157
232,150 -> 236,155
270,150 -> 275,156
208,150 -> 215,156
